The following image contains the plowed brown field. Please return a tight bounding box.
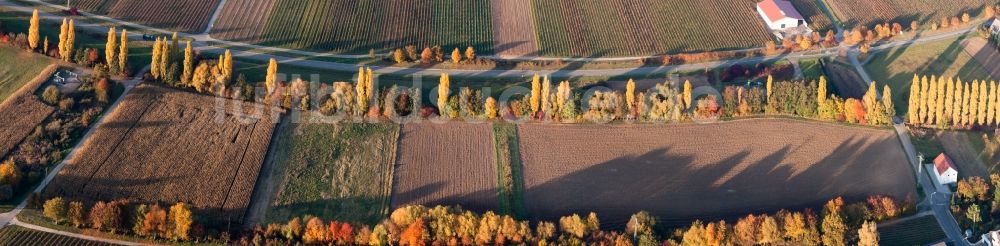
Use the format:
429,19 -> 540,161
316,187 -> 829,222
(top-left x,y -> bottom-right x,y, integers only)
518,118 -> 915,227
825,0 -> 991,28
43,84 -> 282,225
392,122 -> 498,212
44,0 -> 221,32
0,96 -> 54,159
490,0 -> 539,57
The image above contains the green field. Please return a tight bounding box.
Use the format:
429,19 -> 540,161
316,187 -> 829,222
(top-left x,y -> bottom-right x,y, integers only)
878,215 -> 947,246
492,123 -> 525,218
531,0 -> 774,57
0,7 -> 152,75
0,46 -> 55,103
864,35 -> 993,115
266,121 -> 399,225
0,225 -> 113,246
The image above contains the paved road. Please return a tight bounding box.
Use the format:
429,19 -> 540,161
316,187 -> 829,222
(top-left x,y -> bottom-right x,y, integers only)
0,0 -> 981,78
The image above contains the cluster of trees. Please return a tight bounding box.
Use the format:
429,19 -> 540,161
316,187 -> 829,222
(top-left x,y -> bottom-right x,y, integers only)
146,34 -> 249,100
40,197 -> 202,242
104,27 -> 129,75
906,75 -> 1000,129
235,196 -> 906,245
951,174 -> 1000,236
391,45 -> 477,65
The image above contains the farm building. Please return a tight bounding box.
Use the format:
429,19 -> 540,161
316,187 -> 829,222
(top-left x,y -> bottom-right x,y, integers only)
756,0 -> 811,38
989,18 -> 1000,35
932,153 -> 958,185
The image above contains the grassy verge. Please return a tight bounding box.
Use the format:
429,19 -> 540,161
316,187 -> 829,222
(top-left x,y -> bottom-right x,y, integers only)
878,215 -> 946,246
492,123 -> 524,218
798,58 -> 824,81
0,46 -> 57,102
264,120 -> 399,225
864,34 -> 993,115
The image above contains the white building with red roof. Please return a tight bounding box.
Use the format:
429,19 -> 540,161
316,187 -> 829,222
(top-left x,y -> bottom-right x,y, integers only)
756,0 -> 807,31
932,153 -> 958,185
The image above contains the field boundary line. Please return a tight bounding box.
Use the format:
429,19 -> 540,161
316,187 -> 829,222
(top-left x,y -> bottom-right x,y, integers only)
220,119 -> 260,225
241,115 -> 288,227
386,122 -> 404,211
0,64 -> 56,109
201,0 -> 227,34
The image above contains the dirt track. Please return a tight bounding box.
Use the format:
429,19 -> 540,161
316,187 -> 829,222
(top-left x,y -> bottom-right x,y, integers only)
392,122 -> 498,212
518,118 -> 916,227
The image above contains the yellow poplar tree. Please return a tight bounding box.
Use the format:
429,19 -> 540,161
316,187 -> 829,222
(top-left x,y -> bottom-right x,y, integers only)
919,76 -> 929,124
223,50 -> 233,84
883,85 -> 895,119
766,75 -> 773,101
451,48 -> 461,64
29,9 -> 40,50
265,58 -> 278,94
58,19 -> 69,61
43,37 -> 48,55
158,39 -> 169,80
818,76 -> 828,106
989,81 -> 998,126
684,80 -> 693,108
105,27 -> 116,67
151,37 -> 161,79
465,46 -> 475,61
118,29 -> 128,74
963,81 -> 972,126
530,74 -> 541,114
182,41 -> 193,86
936,76 -> 946,125
541,76 -> 552,114
191,62 -> 210,92
438,73 -> 450,115
66,20 -> 75,61
355,67 -> 369,113
169,202 -> 192,241
908,75 -> 919,123
994,81 -> 1000,126
485,97 -> 497,119
980,80 -> 989,125
953,80 -> 964,126
926,76 -> 937,124
944,77 -> 955,126
626,79 -> 636,109
971,80 -> 981,125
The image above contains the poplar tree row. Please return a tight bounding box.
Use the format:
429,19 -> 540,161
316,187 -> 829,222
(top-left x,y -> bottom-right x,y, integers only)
907,75 -> 1000,128
149,33 -> 238,97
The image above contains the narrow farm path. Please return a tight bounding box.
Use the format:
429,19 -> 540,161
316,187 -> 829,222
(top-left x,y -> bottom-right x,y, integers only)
201,0 -> 228,34
8,219 -> 139,245
0,67 -> 149,239
0,0 -> 983,78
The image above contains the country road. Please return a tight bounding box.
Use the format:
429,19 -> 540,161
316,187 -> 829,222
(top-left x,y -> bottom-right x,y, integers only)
0,0 -> 982,78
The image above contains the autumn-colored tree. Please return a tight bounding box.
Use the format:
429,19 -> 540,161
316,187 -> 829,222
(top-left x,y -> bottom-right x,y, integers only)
304,217 -> 329,244
105,27 -> 116,69
420,47 -> 433,64
925,77 -> 937,124
944,77 -> 955,126
265,58 -> 278,95
530,74 -> 541,114
168,202 -> 192,241
118,29 -> 128,75
988,6 -> 997,19
821,200 -> 847,246
68,201 -> 85,228
970,80 -> 980,126
181,41 -> 193,86
857,221 -> 879,246
438,73 -> 451,116
758,215 -> 782,245
990,81 -> 998,126
799,35 -> 812,50
485,97 -> 497,119
962,12 -> 971,24
979,80 -> 989,125
541,76 -> 552,115
450,48 -> 461,64
684,80 -> 694,109
143,204 -> 167,238
221,49 -> 233,84
465,46 -> 475,61
0,160 -> 20,188
43,37 -> 49,55
401,218 -> 426,245
191,62 -> 211,93
29,9 -> 42,50
968,204 -> 983,227
919,75 -> 929,123
908,75 -> 919,123
733,214 -> 760,245
43,197 -> 67,224
88,201 -> 108,231
883,85 -> 895,121
158,39 -> 170,81
911,21 -> 919,31
783,211 -> 807,242
58,18 -> 73,61
626,79 -> 636,110
825,30 -> 837,46
151,37 -> 162,79
954,80 -> 965,126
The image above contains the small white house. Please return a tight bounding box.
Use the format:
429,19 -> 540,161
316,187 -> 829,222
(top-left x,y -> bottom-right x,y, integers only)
933,153 -> 958,185
756,0 -> 807,31
988,18 -> 1000,35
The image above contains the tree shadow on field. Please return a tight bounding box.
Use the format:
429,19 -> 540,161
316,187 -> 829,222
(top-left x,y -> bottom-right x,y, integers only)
493,41 -> 537,57
518,131 -> 917,230
264,195 -> 393,226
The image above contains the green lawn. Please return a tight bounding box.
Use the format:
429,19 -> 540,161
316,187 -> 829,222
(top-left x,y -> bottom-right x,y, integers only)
492,123 -> 525,218
799,58 -> 825,81
864,35 -> 993,116
266,121 -> 399,225
0,46 -> 55,103
878,215 -> 946,246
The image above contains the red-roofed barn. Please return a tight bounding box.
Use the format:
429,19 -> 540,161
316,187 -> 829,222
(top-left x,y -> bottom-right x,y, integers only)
756,0 -> 806,31
933,153 -> 958,185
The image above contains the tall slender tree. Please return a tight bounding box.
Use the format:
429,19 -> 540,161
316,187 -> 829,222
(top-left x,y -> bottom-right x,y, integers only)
265,58 -> 278,95
936,76 -> 946,125
182,41 -> 193,86
684,80 -> 693,108
883,85 -> 895,120
66,20 -> 75,61
28,9 -> 40,51
990,81 -> 998,126
962,81 -> 972,126
944,77 -> 955,126
626,79 -> 637,110
118,29 -> 128,75
530,74 -> 541,114
954,80 -> 965,126
926,76 -> 937,124
222,49 -> 233,84
438,73 -> 450,115
919,76 -> 929,124
980,80 -> 989,125
908,75 -> 919,123
151,37 -> 162,79
105,27 -> 116,69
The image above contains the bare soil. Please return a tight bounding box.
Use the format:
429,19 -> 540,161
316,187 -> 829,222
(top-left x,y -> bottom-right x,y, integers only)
517,118 -> 916,227
43,84 -> 283,225
392,122 -> 499,212
490,0 -> 540,57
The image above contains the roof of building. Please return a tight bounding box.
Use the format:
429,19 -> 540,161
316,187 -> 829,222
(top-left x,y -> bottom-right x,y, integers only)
934,153 -> 957,175
758,0 -> 805,22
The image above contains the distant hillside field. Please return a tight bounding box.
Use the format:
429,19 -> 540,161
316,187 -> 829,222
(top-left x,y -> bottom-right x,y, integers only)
530,0 -> 775,57
210,0 -> 494,54
824,0 -> 992,28
43,0 -> 221,33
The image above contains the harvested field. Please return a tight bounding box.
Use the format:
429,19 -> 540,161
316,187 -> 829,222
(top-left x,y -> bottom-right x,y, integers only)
0,225 -> 113,246
43,84 -> 282,225
210,0 -> 494,54
824,0 -> 991,28
963,37 -> 1000,80
260,121 -> 398,225
42,0 -> 221,32
490,0 -> 539,57
0,96 -> 54,159
788,0 -> 833,31
393,122 -> 498,212
532,0 -> 773,57
878,215 -> 946,246
518,118 -> 916,227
